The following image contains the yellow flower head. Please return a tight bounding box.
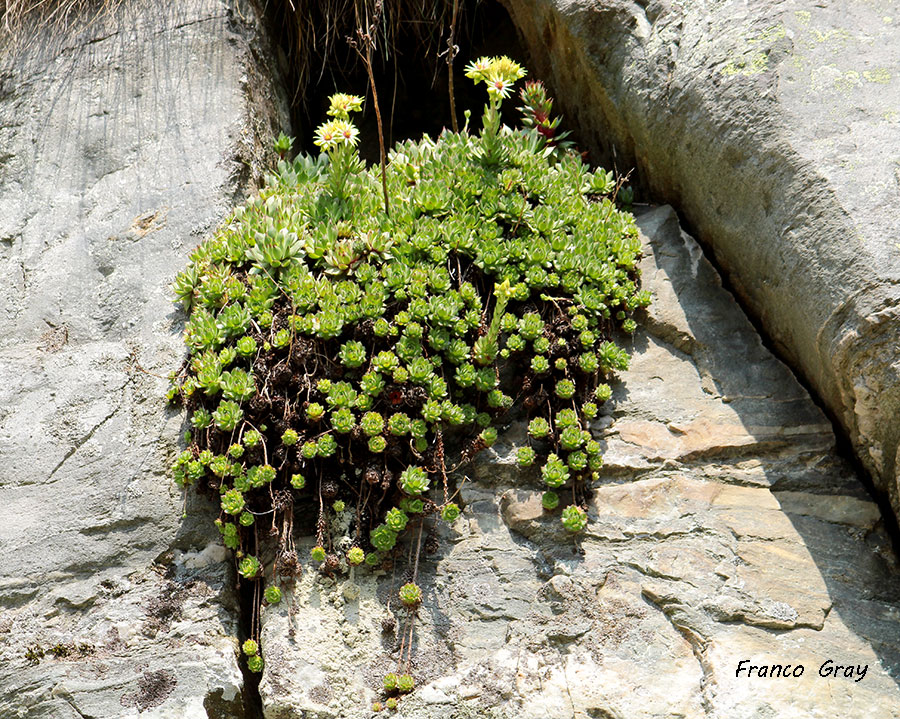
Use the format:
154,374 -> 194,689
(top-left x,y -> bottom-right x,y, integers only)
313,119 -> 359,151
485,73 -> 512,100
464,56 -> 494,84
493,56 -> 527,83
327,93 -> 364,120
466,55 -> 527,96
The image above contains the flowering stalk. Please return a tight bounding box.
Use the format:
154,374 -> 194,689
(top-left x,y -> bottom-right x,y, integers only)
518,80 -> 573,157
464,56 -> 527,166
473,278 -> 513,365
481,96 -> 503,165
313,93 -> 364,202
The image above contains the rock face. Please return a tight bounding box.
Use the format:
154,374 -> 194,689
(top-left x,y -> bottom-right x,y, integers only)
500,0 -> 900,523
3,1 -> 900,717
0,1 -> 288,716
257,207 -> 900,718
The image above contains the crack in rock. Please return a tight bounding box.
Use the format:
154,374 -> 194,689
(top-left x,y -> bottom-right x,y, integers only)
641,588 -> 716,717
46,405 -> 120,483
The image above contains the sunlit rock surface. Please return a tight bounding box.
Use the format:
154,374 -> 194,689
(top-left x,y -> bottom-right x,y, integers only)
2,0 -> 899,714
502,0 -> 900,526
258,207 -> 900,719
0,1 -> 288,716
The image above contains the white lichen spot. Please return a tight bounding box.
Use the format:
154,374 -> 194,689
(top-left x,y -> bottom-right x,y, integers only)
767,601 -> 799,624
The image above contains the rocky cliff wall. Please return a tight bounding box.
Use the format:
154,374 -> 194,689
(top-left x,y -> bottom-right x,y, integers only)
1,2 -> 899,717
0,1 -> 288,716
500,0 -> 900,526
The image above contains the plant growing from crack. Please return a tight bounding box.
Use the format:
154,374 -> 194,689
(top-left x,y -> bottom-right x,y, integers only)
168,56 -> 647,698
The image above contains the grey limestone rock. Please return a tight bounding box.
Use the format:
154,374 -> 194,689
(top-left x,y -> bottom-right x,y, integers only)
500,0 -> 900,525
255,207 -> 900,719
0,0 -> 289,716
3,1 -> 900,716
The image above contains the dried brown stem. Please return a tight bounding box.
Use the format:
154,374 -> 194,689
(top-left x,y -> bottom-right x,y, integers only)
446,0 -> 460,133
350,0 -> 390,216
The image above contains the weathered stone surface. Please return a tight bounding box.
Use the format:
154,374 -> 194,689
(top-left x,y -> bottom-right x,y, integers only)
500,0 -> 900,523
257,206 -> 900,718
4,2 -> 900,714
0,1 -> 289,716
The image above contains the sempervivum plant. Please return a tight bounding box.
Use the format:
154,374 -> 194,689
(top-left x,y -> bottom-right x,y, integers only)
168,56 -> 646,692
398,582 -> 423,609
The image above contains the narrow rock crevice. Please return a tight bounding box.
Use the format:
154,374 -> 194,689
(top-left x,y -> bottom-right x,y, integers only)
674,206 -> 900,556
259,0 -> 527,158
236,575 -> 265,719
641,589 -> 716,716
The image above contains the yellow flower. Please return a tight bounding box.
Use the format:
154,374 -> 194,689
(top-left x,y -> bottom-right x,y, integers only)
493,55 -> 526,82
313,119 -> 359,150
464,56 -> 493,83
465,55 -> 526,96
327,93 -> 364,119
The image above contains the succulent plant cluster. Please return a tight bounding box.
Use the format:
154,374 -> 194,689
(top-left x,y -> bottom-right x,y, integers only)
168,56 -> 646,688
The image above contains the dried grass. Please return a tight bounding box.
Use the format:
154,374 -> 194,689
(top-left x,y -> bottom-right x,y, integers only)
1,0 -> 120,37
268,0 -> 456,96
1,0 -> 458,97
